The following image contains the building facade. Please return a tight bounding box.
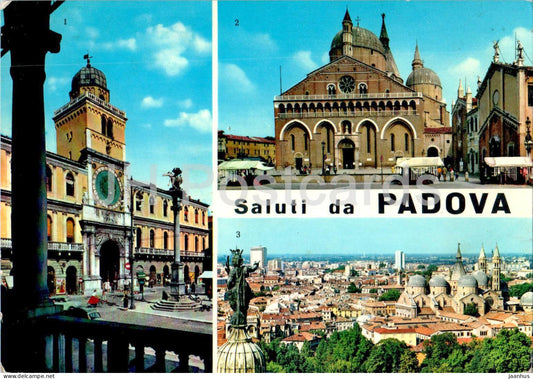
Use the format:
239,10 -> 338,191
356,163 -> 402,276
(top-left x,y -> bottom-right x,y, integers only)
451,80 -> 479,173
394,250 -> 405,270
250,246 -> 267,272
218,131 -> 275,164
274,11 -> 451,171
1,60 -> 209,295
476,42 -> 533,182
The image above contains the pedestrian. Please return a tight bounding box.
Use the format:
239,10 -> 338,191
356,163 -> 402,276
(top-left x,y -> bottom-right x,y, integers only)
123,290 -> 129,308
450,168 -> 454,181
437,167 -> 442,180
442,166 -> 447,182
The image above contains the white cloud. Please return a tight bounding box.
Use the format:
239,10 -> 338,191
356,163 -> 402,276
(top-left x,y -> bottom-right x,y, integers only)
164,109 -> 212,133
321,51 -> 330,65
116,38 -> 137,51
100,38 -> 137,52
178,98 -> 194,109
85,27 -> 99,40
449,57 -> 482,79
220,63 -> 255,92
47,76 -> 70,92
145,22 -> 211,76
141,96 -> 164,109
293,51 -> 317,71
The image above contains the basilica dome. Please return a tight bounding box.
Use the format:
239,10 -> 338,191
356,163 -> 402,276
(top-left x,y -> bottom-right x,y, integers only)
520,291 -> 533,307
406,67 -> 441,88
473,271 -> 489,287
331,27 -> 386,55
71,63 -> 108,94
217,327 -> 266,373
429,275 -> 448,288
458,275 -> 477,288
407,274 -> 426,288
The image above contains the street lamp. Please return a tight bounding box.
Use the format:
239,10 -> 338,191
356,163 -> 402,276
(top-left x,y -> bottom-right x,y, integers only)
525,117 -> 532,156
321,141 -> 326,175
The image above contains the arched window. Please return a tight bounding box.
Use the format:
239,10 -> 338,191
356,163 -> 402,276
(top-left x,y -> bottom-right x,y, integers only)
106,119 -> 113,139
359,83 -> 368,95
404,133 -> 409,151
101,115 -> 107,135
149,197 -> 155,214
135,192 -> 143,211
184,206 -> 189,222
291,134 -> 295,150
136,227 -> 142,248
390,134 -> 395,152
184,234 -> 189,251
150,230 -> 155,248
194,236 -> 199,252
163,200 -> 168,217
202,211 -> 205,225
195,209 -> 199,223
66,218 -> 75,243
65,172 -> 75,197
163,231 -> 168,250
327,84 -> 336,95
47,216 -> 52,241
46,166 -> 52,192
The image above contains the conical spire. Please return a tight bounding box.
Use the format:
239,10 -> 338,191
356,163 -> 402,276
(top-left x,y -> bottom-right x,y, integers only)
412,42 -> 423,70
380,13 -> 389,48
479,244 -> 486,259
493,243 -> 500,258
343,8 -> 352,24
458,79 -> 464,98
456,243 -> 462,260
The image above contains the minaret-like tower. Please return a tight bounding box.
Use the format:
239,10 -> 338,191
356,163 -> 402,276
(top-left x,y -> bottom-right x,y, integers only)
492,244 -> 501,291
379,13 -> 389,50
411,42 -> 424,71
478,244 -> 487,273
450,243 -> 466,294
458,79 -> 464,98
342,9 -> 353,57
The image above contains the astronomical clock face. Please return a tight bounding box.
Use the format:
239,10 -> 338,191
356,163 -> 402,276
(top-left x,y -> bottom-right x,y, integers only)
339,75 -> 356,93
93,166 -> 123,209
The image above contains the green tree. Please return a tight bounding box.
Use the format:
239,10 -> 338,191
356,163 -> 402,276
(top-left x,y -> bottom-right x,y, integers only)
421,333 -> 460,372
464,302 -> 478,316
379,289 -> 401,301
467,329 -> 531,372
417,264 -> 426,269
347,283 -> 361,293
369,288 -> 378,294
398,349 -> 419,373
364,339 -> 409,372
509,282 -> 533,298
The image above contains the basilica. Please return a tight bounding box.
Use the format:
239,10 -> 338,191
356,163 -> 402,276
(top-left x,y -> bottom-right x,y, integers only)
1,59 -> 210,295
396,244 -> 506,318
274,11 -> 451,171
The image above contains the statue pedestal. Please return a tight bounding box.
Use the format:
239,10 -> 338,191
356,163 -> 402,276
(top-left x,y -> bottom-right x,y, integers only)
169,262 -> 186,300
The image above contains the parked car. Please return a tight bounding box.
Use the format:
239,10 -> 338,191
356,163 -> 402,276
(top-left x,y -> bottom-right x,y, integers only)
50,295 -> 82,311
62,306 -> 101,320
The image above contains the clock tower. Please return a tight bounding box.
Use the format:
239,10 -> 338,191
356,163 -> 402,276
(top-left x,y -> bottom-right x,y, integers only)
53,56 -> 131,293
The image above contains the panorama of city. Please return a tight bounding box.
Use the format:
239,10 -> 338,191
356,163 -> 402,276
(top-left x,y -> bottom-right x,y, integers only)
217,244 -> 532,373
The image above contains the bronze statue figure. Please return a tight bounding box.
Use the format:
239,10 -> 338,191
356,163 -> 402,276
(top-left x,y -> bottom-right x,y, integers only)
225,248 -> 259,326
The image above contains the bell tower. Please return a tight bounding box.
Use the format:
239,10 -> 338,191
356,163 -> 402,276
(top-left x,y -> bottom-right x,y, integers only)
342,9 -> 353,57
53,55 -> 127,162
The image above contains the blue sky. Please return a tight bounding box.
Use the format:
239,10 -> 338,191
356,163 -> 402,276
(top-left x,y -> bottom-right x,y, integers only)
218,0 -> 532,138
218,217 -> 533,258
1,1 -> 212,203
